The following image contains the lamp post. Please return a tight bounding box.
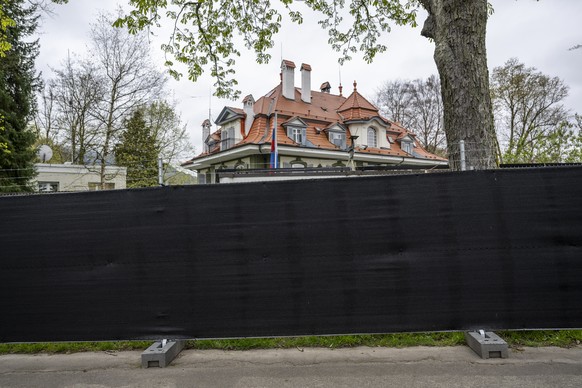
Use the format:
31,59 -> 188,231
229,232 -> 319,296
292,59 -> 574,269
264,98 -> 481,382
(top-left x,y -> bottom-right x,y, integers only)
348,135 -> 359,170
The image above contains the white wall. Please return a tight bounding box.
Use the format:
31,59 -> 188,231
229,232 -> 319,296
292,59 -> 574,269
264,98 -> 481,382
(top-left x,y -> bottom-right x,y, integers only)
348,123 -> 390,149
34,164 -> 127,192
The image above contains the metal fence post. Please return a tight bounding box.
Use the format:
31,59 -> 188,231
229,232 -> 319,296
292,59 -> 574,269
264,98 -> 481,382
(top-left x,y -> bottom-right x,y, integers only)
460,140 -> 466,171
158,156 -> 163,186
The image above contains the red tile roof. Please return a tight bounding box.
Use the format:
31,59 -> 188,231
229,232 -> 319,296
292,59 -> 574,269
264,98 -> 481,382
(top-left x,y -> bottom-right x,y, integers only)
337,81 -> 380,121
281,60 -> 296,69
191,72 -> 446,163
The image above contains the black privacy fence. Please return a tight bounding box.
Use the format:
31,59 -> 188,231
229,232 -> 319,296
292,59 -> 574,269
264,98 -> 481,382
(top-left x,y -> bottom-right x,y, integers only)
1,167 -> 581,343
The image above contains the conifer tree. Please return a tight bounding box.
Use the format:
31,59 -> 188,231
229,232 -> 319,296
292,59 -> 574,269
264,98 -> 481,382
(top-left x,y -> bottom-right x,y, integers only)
0,0 -> 39,192
114,108 -> 159,188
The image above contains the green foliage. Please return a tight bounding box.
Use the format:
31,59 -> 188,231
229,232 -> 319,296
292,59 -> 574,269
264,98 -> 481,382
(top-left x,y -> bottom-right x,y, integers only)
112,0 -> 418,99
32,136 -> 67,164
143,100 -> 193,165
114,100 -> 192,188
164,171 -> 197,185
0,0 -> 40,192
0,1 -> 16,57
114,108 -> 159,188
565,114 -> 582,162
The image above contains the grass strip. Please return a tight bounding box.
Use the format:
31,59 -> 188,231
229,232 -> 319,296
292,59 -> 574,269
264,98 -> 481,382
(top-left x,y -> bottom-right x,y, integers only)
1,331 -> 580,354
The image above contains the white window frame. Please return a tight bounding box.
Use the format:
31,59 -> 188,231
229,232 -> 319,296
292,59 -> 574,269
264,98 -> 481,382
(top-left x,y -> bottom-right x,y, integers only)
291,127 -> 303,144
367,127 -> 377,148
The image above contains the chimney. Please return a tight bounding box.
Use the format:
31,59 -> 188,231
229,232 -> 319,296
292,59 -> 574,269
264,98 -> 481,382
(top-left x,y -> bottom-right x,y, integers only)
281,60 -> 296,100
242,94 -> 255,136
320,81 -> 331,93
202,119 -> 211,153
300,63 -> 312,103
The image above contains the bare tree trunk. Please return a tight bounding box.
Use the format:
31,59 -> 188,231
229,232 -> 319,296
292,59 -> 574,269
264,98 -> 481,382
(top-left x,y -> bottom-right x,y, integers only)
420,0 -> 497,170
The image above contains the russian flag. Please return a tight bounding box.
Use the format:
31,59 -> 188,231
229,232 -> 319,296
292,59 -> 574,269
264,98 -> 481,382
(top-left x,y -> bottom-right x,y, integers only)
270,112 -> 278,169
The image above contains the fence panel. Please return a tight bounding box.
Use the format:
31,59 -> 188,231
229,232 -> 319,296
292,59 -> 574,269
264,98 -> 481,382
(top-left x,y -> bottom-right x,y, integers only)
1,167 -> 581,342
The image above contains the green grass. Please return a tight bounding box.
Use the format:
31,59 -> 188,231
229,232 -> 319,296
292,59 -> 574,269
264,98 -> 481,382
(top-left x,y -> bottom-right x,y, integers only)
497,330 -> 582,348
0,341 -> 152,354
1,331 -> 580,354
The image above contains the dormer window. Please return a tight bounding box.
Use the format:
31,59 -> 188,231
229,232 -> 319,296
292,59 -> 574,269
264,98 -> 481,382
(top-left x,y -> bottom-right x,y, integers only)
325,123 -> 347,150
283,117 -> 308,146
330,133 -> 346,149
367,127 -> 377,148
222,127 -> 235,150
402,141 -> 413,154
290,127 -> 304,144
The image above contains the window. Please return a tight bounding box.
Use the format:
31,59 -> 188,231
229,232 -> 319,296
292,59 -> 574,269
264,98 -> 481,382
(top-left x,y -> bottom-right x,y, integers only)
330,132 -> 346,149
367,127 -> 377,148
38,181 -> 59,192
222,127 -> 235,149
402,141 -> 413,154
286,123 -> 307,146
291,127 -> 303,144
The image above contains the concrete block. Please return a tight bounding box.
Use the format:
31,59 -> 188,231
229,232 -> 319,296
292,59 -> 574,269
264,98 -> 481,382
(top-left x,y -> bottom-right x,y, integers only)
465,331 -> 508,359
141,340 -> 185,368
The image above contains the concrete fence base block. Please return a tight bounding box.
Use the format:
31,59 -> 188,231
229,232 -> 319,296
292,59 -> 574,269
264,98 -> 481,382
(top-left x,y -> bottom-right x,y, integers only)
141,340 -> 186,368
465,331 -> 509,359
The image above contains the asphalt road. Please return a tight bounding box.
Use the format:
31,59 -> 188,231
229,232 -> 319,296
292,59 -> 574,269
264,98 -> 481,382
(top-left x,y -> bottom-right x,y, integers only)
1,346 -> 581,387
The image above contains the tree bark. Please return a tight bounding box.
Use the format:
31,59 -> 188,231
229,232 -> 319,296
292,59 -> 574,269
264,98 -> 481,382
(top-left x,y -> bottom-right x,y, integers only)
419,0 -> 497,170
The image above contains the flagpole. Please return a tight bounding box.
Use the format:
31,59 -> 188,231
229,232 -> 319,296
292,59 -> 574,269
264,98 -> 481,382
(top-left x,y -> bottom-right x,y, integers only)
273,111 -> 279,168
270,111 -> 279,169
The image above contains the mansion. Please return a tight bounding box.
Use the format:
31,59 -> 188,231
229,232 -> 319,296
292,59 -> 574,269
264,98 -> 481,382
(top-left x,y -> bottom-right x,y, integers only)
182,60 -> 447,183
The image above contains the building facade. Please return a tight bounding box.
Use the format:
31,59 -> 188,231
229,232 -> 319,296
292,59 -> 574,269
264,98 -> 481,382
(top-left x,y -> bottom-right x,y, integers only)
35,163 -> 127,192
183,60 -> 447,183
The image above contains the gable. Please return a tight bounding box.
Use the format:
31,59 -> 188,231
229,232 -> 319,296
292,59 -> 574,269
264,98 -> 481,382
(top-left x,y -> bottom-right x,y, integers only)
215,107 -> 245,126
281,116 -> 308,128
325,123 -> 347,133
398,134 -> 415,143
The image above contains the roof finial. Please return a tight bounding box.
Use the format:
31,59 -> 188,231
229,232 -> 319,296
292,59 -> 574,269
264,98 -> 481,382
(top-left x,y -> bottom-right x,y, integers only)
339,84 -> 343,96
353,80 -> 357,91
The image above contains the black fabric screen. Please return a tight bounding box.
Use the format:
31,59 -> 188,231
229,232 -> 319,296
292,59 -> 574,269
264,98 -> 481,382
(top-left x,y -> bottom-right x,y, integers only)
1,167 -> 581,342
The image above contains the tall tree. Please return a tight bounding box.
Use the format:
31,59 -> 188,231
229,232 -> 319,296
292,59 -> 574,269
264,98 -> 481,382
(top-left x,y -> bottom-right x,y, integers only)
374,79 -> 413,128
114,107 -> 158,188
0,0 -> 39,192
89,11 -> 166,186
407,75 -> 445,155
491,58 -> 571,163
46,55 -> 103,163
143,100 -> 193,167
107,0 -> 497,170
114,100 -> 193,187
417,0 -> 496,169
375,75 -> 445,155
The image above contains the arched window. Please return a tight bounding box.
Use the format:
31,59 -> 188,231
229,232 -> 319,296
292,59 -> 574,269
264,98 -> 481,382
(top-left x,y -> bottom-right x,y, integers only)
367,127 -> 377,148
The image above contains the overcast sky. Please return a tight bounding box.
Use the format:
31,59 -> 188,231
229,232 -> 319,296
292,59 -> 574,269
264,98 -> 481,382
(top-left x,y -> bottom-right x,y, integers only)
35,0 -> 582,157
